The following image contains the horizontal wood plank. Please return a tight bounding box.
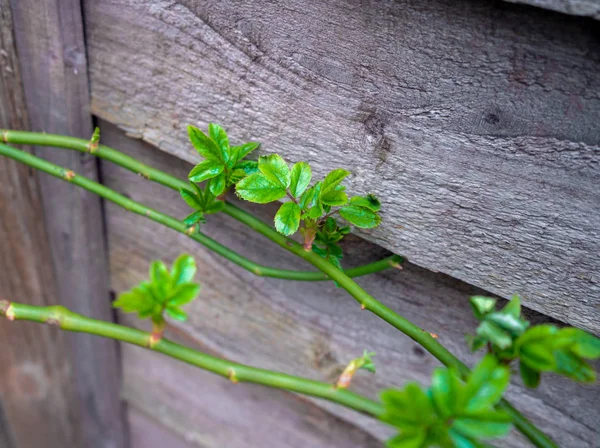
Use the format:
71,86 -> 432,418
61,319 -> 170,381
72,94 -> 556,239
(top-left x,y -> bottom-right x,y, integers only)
100,122 -> 600,448
85,0 -> 600,333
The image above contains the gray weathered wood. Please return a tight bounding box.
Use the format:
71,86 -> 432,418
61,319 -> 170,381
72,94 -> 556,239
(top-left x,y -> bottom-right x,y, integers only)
100,122 -> 600,448
6,1 -> 126,446
129,409 -> 195,448
504,0 -> 600,19
85,0 -> 600,334
123,343 -> 382,448
1,3 -> 84,445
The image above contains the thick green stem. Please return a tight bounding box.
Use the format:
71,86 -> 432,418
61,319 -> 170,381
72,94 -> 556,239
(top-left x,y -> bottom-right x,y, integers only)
0,142 -> 399,281
0,299 -> 383,417
0,134 -> 556,447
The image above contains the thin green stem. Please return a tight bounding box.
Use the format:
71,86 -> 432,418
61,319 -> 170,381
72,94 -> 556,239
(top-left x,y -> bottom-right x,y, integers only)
0,133 -> 556,447
0,299 -> 383,417
0,142 -> 399,281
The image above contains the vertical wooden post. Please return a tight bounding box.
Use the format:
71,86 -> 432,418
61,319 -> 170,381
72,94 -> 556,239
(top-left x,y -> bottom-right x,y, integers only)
0,0 -> 126,447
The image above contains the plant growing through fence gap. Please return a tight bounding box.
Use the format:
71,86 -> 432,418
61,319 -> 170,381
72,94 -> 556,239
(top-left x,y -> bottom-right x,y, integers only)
1,125 -> 599,448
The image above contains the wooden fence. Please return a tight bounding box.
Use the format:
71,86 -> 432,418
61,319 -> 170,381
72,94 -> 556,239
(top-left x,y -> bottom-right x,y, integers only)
0,0 -> 598,447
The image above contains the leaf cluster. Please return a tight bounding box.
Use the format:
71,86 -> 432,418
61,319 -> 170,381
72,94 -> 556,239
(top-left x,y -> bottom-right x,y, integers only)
113,254 -> 200,323
235,154 -> 381,243
187,124 -> 260,197
468,296 -> 600,387
179,182 -> 225,231
381,355 -> 512,448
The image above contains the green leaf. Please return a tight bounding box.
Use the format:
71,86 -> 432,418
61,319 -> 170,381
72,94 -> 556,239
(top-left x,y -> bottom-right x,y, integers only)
349,194 -> 381,212
258,154 -> 291,188
502,295 -> 521,318
380,384 -> 436,427
555,328 -> 600,359
431,367 -> 462,417
554,350 -> 596,382
463,355 -> 510,413
476,321 -> 512,349
321,168 -> 350,195
453,411 -> 512,439
519,361 -> 541,388
179,188 -> 202,210
235,173 -> 287,204
150,261 -> 171,302
188,159 -> 224,183
274,202 -> 301,236
171,254 -> 197,286
234,160 -> 259,176
321,186 -> 348,206
486,312 -> 528,337
208,123 -> 229,163
289,162 -> 312,198
229,169 -> 248,184
208,171 -> 227,196
168,283 -> 201,307
520,342 -> 556,371
113,287 -> 156,318
187,125 -> 221,161
386,430 -> 427,448
165,306 -> 188,322
469,296 -> 497,319
231,142 -> 260,166
183,211 -> 205,227
205,199 -> 224,214
300,182 -> 322,210
339,205 -> 381,228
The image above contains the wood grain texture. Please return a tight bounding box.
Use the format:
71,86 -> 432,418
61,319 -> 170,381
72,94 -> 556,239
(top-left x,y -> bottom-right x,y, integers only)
85,0 -> 600,334
6,1 -> 126,447
123,343 -> 382,448
1,2 -> 82,445
129,409 -> 195,448
504,0 -> 600,19
100,122 -> 600,448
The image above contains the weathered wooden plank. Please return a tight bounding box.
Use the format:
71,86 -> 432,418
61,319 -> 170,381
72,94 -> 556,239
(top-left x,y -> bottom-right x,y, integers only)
129,409 -> 195,448
100,122 -> 600,448
1,3 -> 82,444
504,0 -> 600,19
6,1 -> 126,446
85,0 -> 600,334
122,343 -> 383,448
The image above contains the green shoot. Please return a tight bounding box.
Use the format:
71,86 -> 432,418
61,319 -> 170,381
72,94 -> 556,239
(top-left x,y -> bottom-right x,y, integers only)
380,355 -> 512,447
336,350 -> 376,389
187,124 -> 259,197
468,295 -> 600,387
234,153 -> 382,253
113,254 -> 201,345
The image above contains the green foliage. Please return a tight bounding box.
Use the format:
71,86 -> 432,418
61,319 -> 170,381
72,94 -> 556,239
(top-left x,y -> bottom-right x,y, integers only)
113,254 -> 201,323
380,355 -> 512,448
187,124 -> 259,196
179,183 -> 224,231
468,295 -> 600,387
235,153 -> 382,266
312,217 -> 350,270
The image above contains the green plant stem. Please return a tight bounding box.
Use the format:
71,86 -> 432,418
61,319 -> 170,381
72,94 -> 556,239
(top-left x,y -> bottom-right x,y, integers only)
0,135 -> 556,448
0,142 -> 399,281
222,201 -> 557,448
0,300 -> 383,417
